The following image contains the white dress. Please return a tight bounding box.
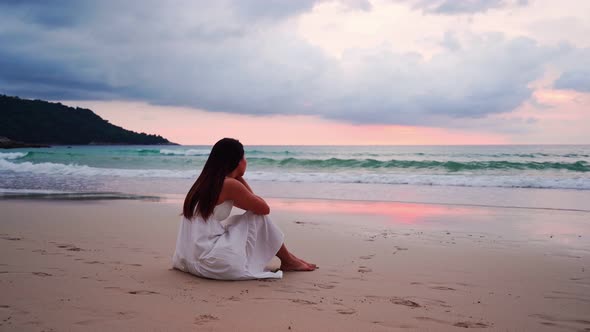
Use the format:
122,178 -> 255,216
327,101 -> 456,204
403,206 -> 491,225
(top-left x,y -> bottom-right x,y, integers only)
172,201 -> 284,280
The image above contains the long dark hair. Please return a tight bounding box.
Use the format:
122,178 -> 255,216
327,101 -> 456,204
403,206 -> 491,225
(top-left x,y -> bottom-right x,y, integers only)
182,138 -> 244,220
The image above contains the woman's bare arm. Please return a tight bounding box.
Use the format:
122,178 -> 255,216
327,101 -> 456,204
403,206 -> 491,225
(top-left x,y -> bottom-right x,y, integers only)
236,176 -> 254,194
219,178 -> 270,215
237,177 -> 270,207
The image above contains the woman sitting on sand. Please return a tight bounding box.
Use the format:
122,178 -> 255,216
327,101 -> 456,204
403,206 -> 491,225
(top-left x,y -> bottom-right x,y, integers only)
172,138 -> 316,280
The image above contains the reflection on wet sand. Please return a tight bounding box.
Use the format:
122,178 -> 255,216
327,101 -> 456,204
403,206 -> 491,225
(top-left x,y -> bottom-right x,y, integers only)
267,198 -> 590,248
268,198 -> 478,224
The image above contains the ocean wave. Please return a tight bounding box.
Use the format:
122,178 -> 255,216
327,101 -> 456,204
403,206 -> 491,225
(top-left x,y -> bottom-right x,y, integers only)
331,152 -> 589,159
1,158 -> 589,190
159,148 -> 210,156
78,148 -> 590,160
0,159 -> 195,178
246,172 -> 590,190
247,157 -> 590,172
469,153 -> 589,158
247,149 -> 294,155
23,151 -> 86,158
127,148 -> 211,156
0,188 -> 159,200
0,188 -> 71,194
158,148 -> 298,156
0,152 -> 28,160
134,148 -> 161,154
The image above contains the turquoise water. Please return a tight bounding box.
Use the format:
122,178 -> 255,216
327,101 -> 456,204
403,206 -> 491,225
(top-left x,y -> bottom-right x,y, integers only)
1,145 -> 590,209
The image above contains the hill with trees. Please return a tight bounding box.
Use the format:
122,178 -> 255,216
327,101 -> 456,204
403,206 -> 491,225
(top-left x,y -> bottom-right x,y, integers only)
0,95 -> 176,147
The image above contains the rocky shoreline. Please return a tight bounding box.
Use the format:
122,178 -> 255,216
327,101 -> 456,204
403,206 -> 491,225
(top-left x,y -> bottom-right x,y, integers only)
0,136 -> 50,149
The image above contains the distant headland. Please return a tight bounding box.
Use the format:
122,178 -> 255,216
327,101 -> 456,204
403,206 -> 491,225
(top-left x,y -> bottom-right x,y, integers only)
0,94 -> 177,148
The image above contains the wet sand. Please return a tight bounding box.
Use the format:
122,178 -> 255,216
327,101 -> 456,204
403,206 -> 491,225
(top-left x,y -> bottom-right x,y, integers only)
0,198 -> 589,331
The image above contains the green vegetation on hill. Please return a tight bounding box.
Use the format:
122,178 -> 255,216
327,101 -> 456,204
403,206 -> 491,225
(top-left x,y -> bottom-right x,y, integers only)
0,95 -> 175,145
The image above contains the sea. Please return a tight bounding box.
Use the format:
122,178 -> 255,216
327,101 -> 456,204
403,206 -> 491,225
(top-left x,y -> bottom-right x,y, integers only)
1,145 -> 590,211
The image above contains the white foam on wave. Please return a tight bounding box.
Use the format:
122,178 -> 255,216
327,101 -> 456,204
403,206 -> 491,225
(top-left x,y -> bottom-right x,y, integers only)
0,152 -> 28,160
245,171 -> 590,190
1,158 -> 589,190
159,149 -> 210,156
0,188 -> 160,200
0,159 -> 196,178
0,188 -> 73,194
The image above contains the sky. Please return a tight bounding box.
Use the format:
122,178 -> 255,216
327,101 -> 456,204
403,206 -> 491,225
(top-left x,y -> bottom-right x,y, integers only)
0,0 -> 589,145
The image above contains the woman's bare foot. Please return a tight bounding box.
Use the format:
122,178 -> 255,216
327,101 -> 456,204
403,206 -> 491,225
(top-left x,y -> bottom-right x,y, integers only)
294,256 -> 317,269
280,259 -> 316,271
275,244 -> 317,271
280,254 -> 317,271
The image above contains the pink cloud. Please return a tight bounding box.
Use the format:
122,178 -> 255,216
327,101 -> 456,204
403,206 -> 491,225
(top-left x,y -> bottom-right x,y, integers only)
62,100 -> 508,145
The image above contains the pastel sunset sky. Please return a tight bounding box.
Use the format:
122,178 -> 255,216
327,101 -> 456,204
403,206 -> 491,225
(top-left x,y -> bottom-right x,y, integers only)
1,0 -> 589,145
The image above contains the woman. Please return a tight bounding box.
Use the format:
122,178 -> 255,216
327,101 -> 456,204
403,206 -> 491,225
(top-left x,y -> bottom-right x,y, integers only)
172,138 -> 316,280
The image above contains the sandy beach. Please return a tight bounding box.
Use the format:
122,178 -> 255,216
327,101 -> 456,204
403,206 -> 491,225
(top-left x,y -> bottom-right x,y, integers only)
1,197 -> 589,331
2,0 -> 590,330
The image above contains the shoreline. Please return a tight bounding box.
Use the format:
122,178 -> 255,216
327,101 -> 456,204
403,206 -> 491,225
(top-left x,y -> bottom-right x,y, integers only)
3,180 -> 590,212
1,197 -> 589,331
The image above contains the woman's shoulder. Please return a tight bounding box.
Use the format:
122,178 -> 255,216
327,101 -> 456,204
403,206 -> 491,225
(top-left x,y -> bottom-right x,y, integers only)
222,177 -> 248,192
223,177 -> 241,186
219,177 -> 245,201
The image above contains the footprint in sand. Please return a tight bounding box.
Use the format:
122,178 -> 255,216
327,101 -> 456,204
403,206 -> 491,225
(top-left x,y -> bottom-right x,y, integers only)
416,316 -> 491,328
359,254 -> 375,260
431,286 -> 456,291
0,235 -> 21,241
128,290 -> 159,295
453,321 -> 490,328
336,308 -> 356,315
194,314 -> 219,325
316,284 -> 336,289
391,298 -> 421,308
392,246 -> 408,255
32,272 -> 52,277
358,266 -> 372,273
293,221 -> 318,225
411,282 -> 457,291
290,299 -> 317,305
530,313 -> 590,328
56,244 -> 83,251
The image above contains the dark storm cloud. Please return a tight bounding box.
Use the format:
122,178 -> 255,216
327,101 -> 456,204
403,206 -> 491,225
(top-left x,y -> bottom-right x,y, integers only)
554,71 -> 590,92
230,0 -> 319,20
310,36 -> 564,125
0,1 -> 92,28
0,42 -> 119,100
552,47 -> 590,93
0,1 -> 582,128
398,0 -> 529,14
